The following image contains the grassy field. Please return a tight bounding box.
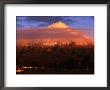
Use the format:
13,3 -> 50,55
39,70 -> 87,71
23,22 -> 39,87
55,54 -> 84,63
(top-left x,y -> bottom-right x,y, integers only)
16,42 -> 94,74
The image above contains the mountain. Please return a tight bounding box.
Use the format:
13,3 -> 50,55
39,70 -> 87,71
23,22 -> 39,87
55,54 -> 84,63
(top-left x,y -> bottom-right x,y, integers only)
47,21 -> 69,29
17,22 -> 94,46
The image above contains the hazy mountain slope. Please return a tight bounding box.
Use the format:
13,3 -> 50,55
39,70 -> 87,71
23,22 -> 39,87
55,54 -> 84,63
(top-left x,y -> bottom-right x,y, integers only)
17,28 -> 93,46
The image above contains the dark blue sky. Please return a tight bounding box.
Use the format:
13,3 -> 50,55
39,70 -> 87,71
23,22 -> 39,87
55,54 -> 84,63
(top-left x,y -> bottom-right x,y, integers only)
16,16 -> 94,29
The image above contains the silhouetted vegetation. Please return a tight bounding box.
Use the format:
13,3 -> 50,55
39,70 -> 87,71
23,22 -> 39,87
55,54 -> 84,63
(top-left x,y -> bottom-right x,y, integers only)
16,42 -> 94,74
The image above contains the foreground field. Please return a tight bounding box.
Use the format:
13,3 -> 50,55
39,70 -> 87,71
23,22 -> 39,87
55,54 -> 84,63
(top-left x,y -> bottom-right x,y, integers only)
16,42 -> 94,74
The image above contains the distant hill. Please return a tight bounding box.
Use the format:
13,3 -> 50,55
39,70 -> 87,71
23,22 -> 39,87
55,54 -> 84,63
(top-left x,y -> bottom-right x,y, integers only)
17,28 -> 93,46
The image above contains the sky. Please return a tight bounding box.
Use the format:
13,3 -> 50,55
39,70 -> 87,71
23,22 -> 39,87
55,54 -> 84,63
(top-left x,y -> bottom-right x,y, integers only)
16,16 -> 94,30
